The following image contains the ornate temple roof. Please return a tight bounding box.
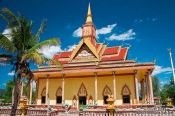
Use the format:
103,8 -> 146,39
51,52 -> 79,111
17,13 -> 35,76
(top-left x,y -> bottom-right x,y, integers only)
32,3 -> 155,79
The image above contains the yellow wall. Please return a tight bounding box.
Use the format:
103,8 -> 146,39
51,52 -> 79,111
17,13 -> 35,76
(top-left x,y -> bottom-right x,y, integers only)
37,75 -> 136,105
37,78 -> 62,105
97,76 -> 113,105
64,77 -> 95,105
116,75 -> 135,105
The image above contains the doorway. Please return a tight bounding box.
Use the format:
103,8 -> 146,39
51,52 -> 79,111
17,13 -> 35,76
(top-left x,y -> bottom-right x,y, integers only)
79,96 -> 86,105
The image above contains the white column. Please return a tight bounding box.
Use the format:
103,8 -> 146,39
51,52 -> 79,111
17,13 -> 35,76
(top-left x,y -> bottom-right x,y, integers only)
35,80 -> 38,104
21,81 -> 24,96
146,75 -> 150,103
141,79 -> 145,103
134,70 -> 139,103
62,74 -> 65,104
94,72 -> 98,103
112,72 -> 116,101
148,71 -> 154,104
29,80 -> 33,104
12,87 -> 14,104
46,75 -> 49,105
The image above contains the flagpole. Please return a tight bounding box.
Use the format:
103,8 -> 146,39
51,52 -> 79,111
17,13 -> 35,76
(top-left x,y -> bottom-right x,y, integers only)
168,48 -> 175,84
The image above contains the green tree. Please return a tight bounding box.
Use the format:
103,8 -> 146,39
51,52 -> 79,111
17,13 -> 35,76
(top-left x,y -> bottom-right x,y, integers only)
1,80 -> 14,103
160,77 -> 175,105
0,8 -> 59,115
152,76 -> 160,97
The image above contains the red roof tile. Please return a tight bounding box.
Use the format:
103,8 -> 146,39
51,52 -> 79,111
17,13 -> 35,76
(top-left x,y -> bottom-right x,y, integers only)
96,43 -> 100,49
60,52 -> 72,58
59,60 -> 68,64
53,54 -> 60,60
103,46 -> 120,55
102,48 -> 128,61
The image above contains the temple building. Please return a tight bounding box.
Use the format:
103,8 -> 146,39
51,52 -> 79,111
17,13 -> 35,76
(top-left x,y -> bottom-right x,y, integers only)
32,4 -> 155,108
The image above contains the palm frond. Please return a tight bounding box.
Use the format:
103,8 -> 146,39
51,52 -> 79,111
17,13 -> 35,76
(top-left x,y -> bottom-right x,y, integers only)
21,51 -> 46,64
33,19 -> 46,42
0,33 -> 16,52
1,8 -> 18,28
27,38 -> 59,53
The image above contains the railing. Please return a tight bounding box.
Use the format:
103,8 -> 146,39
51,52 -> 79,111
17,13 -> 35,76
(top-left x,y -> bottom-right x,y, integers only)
80,109 -> 175,116
0,107 -> 175,116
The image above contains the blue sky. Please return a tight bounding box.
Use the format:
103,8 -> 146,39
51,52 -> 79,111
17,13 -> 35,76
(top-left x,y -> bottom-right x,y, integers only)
0,0 -> 175,88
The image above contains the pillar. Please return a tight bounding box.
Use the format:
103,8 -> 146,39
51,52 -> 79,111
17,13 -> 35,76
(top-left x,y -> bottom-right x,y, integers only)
145,75 -> 150,104
148,71 -> 154,104
35,80 -> 38,104
94,72 -> 97,104
21,81 -> 24,96
29,80 -> 33,104
62,74 -> 65,104
134,70 -> 139,104
141,79 -> 145,103
46,75 -> 49,105
12,87 -> 14,105
112,72 -> 116,102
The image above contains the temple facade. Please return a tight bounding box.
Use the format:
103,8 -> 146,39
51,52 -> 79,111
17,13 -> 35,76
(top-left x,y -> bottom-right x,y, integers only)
32,4 -> 154,108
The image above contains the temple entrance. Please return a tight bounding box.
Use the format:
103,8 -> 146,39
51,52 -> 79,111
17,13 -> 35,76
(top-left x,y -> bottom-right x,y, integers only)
78,83 -> 88,107
79,96 -> 86,105
41,88 -> 46,104
103,85 -> 112,104
121,84 -> 131,104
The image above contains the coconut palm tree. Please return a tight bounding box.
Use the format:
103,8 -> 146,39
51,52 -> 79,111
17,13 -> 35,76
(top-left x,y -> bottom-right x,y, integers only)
0,8 -> 60,115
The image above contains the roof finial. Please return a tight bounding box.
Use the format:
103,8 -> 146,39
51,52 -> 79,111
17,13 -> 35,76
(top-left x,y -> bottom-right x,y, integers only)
86,3 -> 93,24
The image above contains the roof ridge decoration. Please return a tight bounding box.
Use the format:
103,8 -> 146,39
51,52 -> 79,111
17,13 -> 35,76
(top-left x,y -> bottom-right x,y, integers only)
86,3 -> 93,24
70,39 -> 99,62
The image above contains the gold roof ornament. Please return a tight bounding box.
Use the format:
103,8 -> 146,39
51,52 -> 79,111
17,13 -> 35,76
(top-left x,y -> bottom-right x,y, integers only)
86,3 -> 93,24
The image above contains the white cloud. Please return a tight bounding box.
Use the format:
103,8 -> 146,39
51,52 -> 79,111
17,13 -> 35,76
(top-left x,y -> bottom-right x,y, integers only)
96,24 -> 117,37
64,44 -> 77,51
8,71 -> 15,76
73,27 -> 82,37
38,44 -> 78,58
152,65 -> 172,76
72,23 -> 117,38
2,28 -> 12,40
106,29 -> 136,41
38,45 -> 62,59
134,18 -> 158,24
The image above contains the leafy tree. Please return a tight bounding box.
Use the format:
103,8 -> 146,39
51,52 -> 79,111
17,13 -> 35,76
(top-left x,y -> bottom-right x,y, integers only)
0,8 -> 59,115
160,77 -> 175,105
152,76 -> 160,97
1,80 -> 14,103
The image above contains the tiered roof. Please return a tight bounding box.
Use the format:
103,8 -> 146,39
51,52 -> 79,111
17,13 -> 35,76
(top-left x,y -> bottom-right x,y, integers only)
51,3 -> 128,64
33,3 -> 154,77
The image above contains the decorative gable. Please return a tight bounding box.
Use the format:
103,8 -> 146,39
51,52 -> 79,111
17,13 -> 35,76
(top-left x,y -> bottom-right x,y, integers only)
72,43 -> 97,62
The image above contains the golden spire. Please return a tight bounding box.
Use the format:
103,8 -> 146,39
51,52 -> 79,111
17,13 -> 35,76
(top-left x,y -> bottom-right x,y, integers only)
86,3 -> 93,24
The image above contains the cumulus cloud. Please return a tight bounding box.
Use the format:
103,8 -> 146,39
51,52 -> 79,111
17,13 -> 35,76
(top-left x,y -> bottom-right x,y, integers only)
38,44 -> 78,58
96,24 -> 117,37
72,23 -> 117,38
152,65 -> 172,76
2,28 -> 12,40
8,71 -> 15,76
73,27 -> 82,37
64,44 -> 77,51
106,29 -> 136,41
38,45 -> 62,59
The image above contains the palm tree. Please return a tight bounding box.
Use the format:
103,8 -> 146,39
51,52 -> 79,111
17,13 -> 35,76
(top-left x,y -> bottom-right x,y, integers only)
0,8 -> 60,115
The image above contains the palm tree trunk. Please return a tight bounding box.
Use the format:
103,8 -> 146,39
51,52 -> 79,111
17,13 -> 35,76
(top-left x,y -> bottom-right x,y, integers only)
10,74 -> 22,116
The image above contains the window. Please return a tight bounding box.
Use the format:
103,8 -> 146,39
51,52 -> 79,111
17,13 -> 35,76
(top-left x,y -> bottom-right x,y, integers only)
41,96 -> 46,104
56,96 -> 62,104
123,95 -> 130,104
103,96 -> 108,104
